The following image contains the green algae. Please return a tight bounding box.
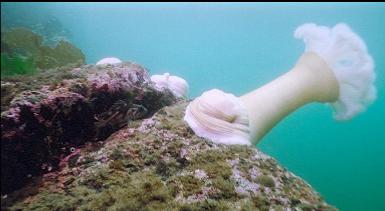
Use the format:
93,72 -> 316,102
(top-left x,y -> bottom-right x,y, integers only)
189,150 -> 232,180
211,177 -> 237,200
156,158 -> 182,180
106,171 -> 175,211
109,148 -> 124,160
143,151 -> 161,166
1,27 -> 85,70
179,199 -> 231,211
251,195 -> 270,211
1,53 -> 36,77
172,175 -> 204,197
255,175 -> 275,188
109,160 -> 125,171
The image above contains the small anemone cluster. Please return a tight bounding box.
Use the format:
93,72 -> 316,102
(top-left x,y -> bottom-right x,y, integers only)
150,73 -> 189,98
96,57 -> 122,66
95,57 -> 189,98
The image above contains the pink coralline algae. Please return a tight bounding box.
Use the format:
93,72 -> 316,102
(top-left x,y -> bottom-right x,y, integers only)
1,62 -> 177,193
87,63 -> 149,93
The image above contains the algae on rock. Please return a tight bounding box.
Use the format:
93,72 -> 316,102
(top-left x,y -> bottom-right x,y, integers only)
1,62 -> 176,194
1,100 -> 338,210
1,27 -> 85,75
0,53 -> 36,77
1,5 -> 72,47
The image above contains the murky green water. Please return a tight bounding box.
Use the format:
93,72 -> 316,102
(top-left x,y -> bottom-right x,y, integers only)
2,3 -> 384,210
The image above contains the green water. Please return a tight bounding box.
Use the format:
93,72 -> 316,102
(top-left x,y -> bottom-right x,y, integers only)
2,3 -> 385,210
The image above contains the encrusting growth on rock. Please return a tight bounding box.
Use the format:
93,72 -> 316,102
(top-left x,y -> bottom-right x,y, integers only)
1,62 -> 177,194
1,101 -> 337,210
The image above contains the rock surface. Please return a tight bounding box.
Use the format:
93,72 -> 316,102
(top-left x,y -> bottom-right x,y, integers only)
1,27 -> 85,74
1,100 -> 337,210
1,62 -> 176,193
1,7 -> 72,47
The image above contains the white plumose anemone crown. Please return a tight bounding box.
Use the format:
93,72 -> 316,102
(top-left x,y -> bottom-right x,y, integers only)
150,73 -> 189,98
184,89 -> 251,145
96,57 -> 122,66
295,23 -> 376,120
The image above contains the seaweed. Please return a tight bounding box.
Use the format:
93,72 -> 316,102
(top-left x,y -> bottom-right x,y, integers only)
1,27 -> 85,71
255,175 -> 275,188
1,53 -> 36,77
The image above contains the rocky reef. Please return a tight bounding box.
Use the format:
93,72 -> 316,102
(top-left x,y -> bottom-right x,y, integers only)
1,61 -> 336,210
1,5 -> 72,47
1,62 -> 176,194
1,27 -> 85,75
1,100 -> 337,210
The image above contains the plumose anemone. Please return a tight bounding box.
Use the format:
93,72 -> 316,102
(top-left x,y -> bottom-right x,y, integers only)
184,23 -> 376,145
96,57 -> 122,65
184,89 -> 250,145
151,73 -> 189,98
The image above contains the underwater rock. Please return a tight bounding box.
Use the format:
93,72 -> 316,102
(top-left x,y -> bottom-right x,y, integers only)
0,63 -> 82,113
1,62 -> 177,194
1,101 -> 337,210
1,27 -> 85,72
1,6 -> 72,47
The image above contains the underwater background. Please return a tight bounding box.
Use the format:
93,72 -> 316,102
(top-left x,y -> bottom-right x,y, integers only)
1,2 -> 384,210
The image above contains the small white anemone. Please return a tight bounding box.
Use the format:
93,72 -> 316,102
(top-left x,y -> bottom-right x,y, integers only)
96,57 -> 122,66
295,23 -> 376,120
150,73 -> 189,98
184,89 -> 251,145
